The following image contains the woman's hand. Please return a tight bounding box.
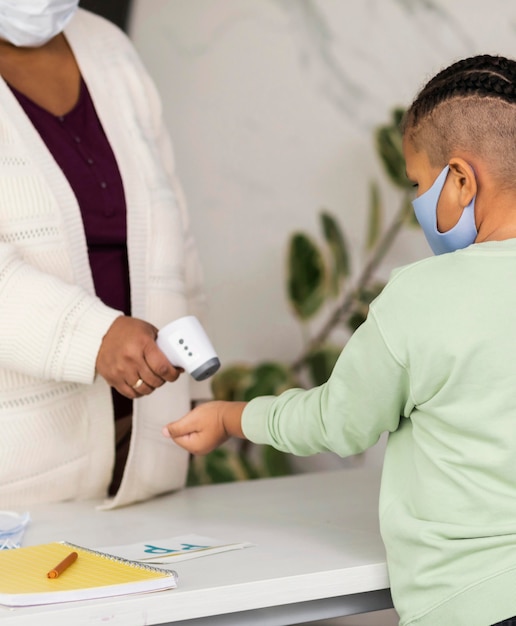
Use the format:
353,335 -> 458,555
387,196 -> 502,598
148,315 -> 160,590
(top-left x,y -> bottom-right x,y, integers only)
162,401 -> 247,455
96,316 -> 182,398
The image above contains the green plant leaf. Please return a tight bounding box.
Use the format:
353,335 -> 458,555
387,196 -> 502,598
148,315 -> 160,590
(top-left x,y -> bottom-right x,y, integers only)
204,448 -> 242,484
375,107 -> 412,190
237,443 -> 262,480
392,107 -> 405,128
320,211 -> 350,296
262,445 -> 292,477
304,344 -> 343,386
367,181 -> 382,250
287,232 -> 327,320
346,282 -> 386,332
187,443 -> 265,486
347,311 -> 367,332
211,364 -> 254,401
186,455 -> 203,487
244,361 -> 296,400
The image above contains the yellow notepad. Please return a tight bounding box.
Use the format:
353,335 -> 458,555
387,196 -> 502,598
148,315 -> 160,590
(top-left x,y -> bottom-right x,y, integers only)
0,541 -> 178,607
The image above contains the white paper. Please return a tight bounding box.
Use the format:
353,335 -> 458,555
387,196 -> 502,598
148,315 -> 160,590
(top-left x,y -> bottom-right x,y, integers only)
98,534 -> 253,564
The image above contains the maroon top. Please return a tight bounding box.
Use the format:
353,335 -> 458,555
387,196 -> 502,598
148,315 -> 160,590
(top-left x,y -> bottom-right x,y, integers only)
10,78 -> 132,419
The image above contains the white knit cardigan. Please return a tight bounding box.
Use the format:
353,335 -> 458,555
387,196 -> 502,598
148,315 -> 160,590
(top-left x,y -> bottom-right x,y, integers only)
0,9 -> 208,509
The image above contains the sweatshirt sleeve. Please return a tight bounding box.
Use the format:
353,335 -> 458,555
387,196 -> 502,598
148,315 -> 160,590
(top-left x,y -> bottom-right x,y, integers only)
242,311 -> 414,457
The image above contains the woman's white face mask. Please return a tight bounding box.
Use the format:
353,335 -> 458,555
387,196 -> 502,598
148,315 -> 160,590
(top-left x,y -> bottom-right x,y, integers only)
0,0 -> 79,48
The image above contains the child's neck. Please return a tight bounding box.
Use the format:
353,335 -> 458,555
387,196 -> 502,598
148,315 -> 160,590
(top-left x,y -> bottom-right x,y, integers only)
476,224 -> 516,242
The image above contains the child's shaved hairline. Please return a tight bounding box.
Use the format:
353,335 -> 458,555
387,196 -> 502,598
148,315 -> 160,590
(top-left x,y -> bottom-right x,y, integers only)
402,55 -> 516,190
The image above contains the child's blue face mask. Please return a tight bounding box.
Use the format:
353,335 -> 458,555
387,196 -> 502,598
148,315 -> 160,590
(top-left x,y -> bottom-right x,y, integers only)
412,165 -> 478,255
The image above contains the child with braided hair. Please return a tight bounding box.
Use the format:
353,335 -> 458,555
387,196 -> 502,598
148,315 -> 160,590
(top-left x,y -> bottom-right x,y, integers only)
163,54 -> 516,626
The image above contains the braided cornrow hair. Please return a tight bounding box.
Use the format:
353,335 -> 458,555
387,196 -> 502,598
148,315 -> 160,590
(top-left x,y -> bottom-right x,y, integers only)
407,54 -> 516,126
403,55 -> 516,186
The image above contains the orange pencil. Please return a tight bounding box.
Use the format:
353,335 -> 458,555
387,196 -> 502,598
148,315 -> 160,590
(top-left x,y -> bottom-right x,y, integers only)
46,551 -> 78,579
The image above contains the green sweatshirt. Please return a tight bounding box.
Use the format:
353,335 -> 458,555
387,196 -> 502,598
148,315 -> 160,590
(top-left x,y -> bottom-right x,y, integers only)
243,240 -> 516,626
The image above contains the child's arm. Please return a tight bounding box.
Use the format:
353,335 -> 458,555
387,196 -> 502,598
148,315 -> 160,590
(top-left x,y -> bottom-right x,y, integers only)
162,401 -> 248,455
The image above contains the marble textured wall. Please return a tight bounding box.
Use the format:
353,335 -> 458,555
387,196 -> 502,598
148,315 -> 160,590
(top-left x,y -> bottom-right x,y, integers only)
129,0 -> 516,368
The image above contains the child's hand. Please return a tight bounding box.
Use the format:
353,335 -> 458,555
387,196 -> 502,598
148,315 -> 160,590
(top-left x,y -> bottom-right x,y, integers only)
162,401 -> 247,455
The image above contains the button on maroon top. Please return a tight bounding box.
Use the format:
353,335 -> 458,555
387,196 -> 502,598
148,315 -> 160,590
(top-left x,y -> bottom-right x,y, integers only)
10,78 -> 132,419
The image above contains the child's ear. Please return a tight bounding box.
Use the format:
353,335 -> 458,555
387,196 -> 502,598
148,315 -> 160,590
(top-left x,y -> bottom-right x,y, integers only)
448,158 -> 477,207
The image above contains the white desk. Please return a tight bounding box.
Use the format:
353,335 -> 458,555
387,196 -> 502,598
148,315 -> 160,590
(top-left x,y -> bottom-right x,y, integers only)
0,467 -> 392,625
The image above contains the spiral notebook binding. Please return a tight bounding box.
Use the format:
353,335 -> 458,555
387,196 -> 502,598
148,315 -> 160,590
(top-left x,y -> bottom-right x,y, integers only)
61,541 -> 177,576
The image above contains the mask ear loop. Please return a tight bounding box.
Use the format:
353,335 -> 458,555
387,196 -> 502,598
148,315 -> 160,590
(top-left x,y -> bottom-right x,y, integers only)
412,165 -> 478,255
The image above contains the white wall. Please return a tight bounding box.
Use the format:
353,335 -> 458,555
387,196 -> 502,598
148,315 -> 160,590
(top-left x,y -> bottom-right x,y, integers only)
128,0 -> 516,467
